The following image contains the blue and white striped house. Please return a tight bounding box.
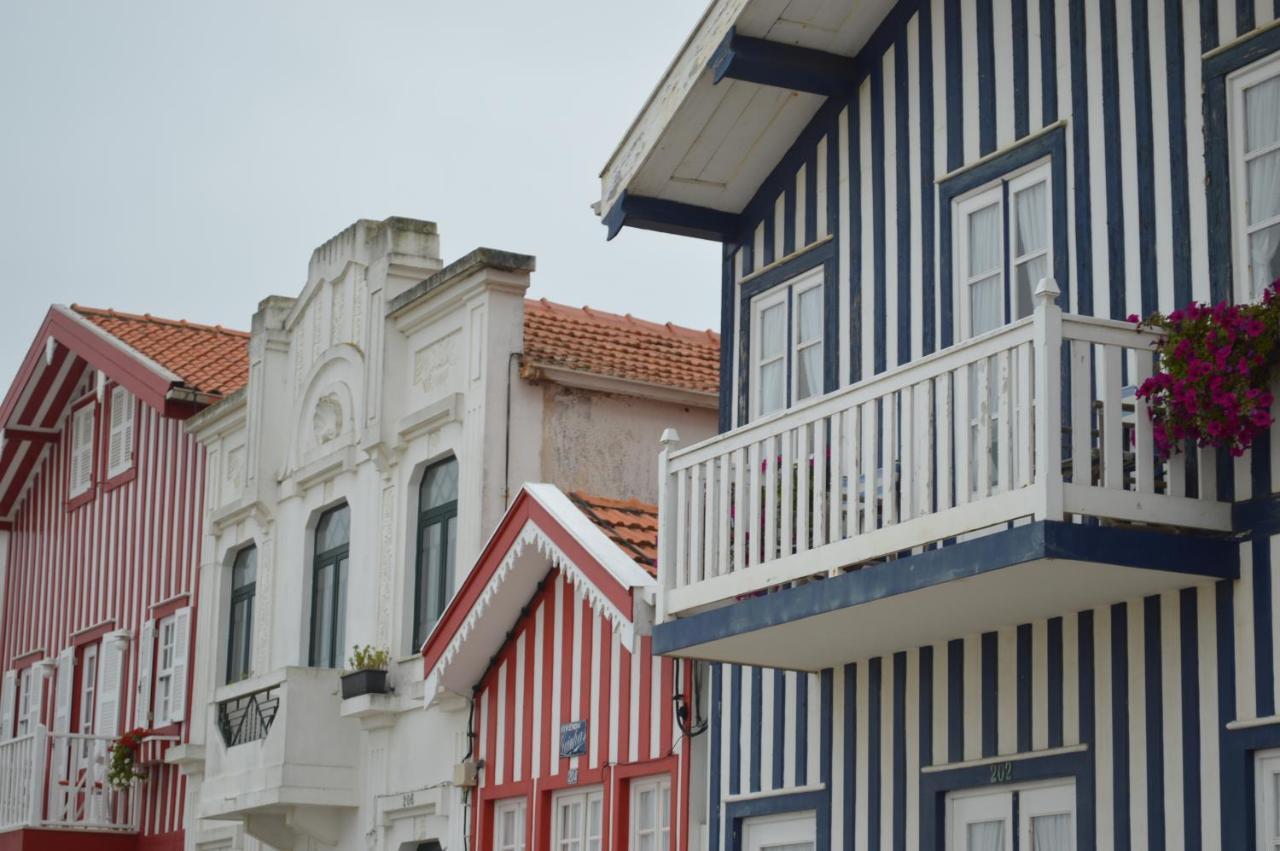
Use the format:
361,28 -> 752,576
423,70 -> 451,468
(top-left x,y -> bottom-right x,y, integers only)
598,1 -> 1280,849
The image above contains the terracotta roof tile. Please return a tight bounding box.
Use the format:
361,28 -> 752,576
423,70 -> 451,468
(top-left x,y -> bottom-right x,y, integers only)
523,298 -> 719,394
569,492 -> 658,576
71,305 -> 250,397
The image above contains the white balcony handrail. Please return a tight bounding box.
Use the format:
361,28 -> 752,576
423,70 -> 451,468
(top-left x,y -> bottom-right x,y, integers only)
0,730 -> 38,830
657,277 -> 1233,621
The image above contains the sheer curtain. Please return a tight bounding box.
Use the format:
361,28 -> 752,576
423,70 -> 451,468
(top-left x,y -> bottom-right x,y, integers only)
758,302 -> 787,415
1030,814 -> 1072,851
1014,182 -> 1048,318
968,203 -> 1002,335
1247,75 -> 1280,298
967,820 -> 1006,851
796,287 -> 823,401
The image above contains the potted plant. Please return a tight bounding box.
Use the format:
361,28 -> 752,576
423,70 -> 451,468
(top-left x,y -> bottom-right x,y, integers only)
341,645 -> 391,699
107,727 -> 150,790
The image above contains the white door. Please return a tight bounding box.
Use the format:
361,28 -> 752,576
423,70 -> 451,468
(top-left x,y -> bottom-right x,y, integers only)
947,780 -> 1075,851
1257,748 -> 1280,850
950,789 -> 1013,851
743,811 -> 817,851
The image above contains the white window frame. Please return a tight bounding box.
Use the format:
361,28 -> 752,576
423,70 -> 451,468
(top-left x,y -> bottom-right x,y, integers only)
1228,52 -> 1280,303
155,615 -> 177,724
551,786 -> 604,851
1256,748 -> 1280,850
749,266 -> 825,421
494,797 -> 527,851
15,668 -> 33,737
946,778 -> 1075,851
105,385 -> 135,479
742,810 -> 817,850
954,159 -> 1053,340
630,774 -> 672,850
79,643 -> 98,735
68,403 -> 95,497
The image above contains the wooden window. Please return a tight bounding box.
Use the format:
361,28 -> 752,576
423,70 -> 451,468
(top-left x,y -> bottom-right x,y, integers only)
310,504 -> 350,668
552,787 -> 603,851
105,385 -> 135,479
630,775 -> 671,851
494,797 -> 527,851
1256,748 -> 1280,850
156,616 -> 177,723
1229,53 -> 1280,302
742,811 -> 817,850
79,644 -> 98,734
69,403 -> 95,497
227,545 -> 257,683
955,161 -> 1052,340
946,780 -> 1074,850
750,266 -> 825,420
413,458 -> 458,650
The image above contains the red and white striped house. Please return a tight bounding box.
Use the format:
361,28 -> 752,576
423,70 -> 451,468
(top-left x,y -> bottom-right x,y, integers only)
422,484 -> 702,851
0,305 -> 247,851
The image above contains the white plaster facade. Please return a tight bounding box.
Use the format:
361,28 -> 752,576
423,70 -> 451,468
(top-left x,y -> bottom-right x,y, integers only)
175,217 -> 716,851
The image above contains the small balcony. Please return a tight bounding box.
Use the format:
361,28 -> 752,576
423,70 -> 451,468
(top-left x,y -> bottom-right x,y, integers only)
654,280 -> 1239,669
0,727 -> 150,835
199,667 -> 359,844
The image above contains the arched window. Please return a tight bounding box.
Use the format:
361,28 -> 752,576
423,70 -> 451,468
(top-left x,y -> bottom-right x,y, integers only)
226,545 -> 256,683
310,504 -> 350,668
413,458 -> 458,649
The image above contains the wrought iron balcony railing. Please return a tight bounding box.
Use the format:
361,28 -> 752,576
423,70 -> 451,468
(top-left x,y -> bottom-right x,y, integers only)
217,685 -> 280,747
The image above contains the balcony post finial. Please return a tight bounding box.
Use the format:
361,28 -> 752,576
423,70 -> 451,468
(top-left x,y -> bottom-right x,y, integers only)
660,428 -> 681,448
1034,276 -> 1061,308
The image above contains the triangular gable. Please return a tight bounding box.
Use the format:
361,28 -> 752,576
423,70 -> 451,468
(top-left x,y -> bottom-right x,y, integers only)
422,483 -> 655,698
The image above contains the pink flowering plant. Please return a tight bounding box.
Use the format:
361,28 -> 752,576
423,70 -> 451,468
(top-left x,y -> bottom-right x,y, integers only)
1128,283 -> 1280,459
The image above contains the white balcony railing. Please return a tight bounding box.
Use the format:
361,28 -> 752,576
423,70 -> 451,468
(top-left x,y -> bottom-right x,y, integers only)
0,726 -> 144,834
656,279 -> 1234,621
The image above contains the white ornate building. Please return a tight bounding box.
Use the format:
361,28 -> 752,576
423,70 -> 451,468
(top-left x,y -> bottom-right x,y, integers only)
175,217 -> 719,851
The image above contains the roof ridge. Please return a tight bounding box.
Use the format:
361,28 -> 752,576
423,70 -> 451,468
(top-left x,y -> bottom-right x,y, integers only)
71,304 -> 250,338
524,297 -> 718,342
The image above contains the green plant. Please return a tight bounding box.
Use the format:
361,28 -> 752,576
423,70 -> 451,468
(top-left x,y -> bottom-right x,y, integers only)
107,727 -> 149,790
347,645 -> 390,671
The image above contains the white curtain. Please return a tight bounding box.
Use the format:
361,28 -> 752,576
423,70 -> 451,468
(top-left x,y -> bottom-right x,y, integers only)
1031,814 -> 1072,851
759,302 -> 787,415
1014,182 -> 1048,317
968,202 -> 1002,334
1247,75 -> 1280,298
967,820 -> 1006,851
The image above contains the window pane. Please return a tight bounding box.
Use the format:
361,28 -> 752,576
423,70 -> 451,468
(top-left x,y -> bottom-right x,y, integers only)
335,556 -> 347,665
970,275 -> 1002,335
760,302 -> 786,360
445,515 -> 457,598
420,523 -> 443,636
1014,255 -> 1048,319
316,505 -> 350,553
638,789 -> 655,829
760,360 -> 785,415
232,546 -> 257,588
1247,149 -> 1280,225
797,287 -> 822,344
1249,222 -> 1280,298
422,458 -> 459,510
228,599 -> 248,681
1030,814 -> 1071,851
1246,74 -> 1280,153
968,202 -> 1002,277
312,562 -> 332,666
967,820 -> 1006,851
796,343 -> 823,401
1014,181 -> 1048,257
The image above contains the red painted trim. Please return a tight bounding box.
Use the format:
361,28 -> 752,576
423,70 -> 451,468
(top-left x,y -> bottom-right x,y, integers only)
659,655 -> 674,756
619,641 -> 632,766
638,636 -> 653,762
69,621 -> 117,646
10,650 -> 43,668
149,595 -> 190,620
14,345 -> 69,427
521,613 -> 535,784
558,576 -> 574,778
579,595 -> 593,763
541,574 -> 556,778
2,427 -> 58,444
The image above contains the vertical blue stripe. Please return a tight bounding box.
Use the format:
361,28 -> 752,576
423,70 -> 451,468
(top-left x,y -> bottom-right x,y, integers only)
1254,430 -> 1274,497
820,668 -> 834,788
1255,536 -> 1276,717
848,96 -> 864,384
844,663 -> 857,851
773,668 -> 786,790
742,239 -> 755,278
1143,596 -> 1166,849
948,638 -> 964,762
827,114 -> 839,249
730,664 -> 742,796
710,663 -> 722,851
981,632 -> 998,757
920,646 -> 935,768
1012,0 -> 1030,138
805,149 -> 818,247
764,207 -> 777,268
871,61 -> 888,376
784,182 -> 797,258
1179,588 -> 1203,851
1078,610 -> 1096,743
945,0 -> 964,171
1130,0 -> 1158,316
1048,617 -> 1064,748
976,0 -> 997,154
796,671 -> 809,785
1039,0 -> 1058,124
893,652 -> 907,851
1097,0 -> 1127,320
868,657 -> 882,850
895,31 -> 912,368
719,245 -> 736,434
750,666 -> 763,792
1111,603 -> 1131,851
1238,0 -> 1256,35
919,0 -> 937,356
1216,578 -> 1237,727
1164,0 -> 1192,308
1016,624 -> 1033,752
1202,0 -> 1220,51
1068,0 -> 1095,315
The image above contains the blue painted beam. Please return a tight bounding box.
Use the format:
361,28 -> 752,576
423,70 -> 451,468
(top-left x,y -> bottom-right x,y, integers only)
602,191 -> 741,242
709,27 -> 860,97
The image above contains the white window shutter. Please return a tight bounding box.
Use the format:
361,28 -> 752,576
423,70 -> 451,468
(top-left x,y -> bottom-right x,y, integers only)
70,405 -> 95,496
0,671 -> 15,740
134,620 -> 154,728
107,387 -> 134,478
53,648 -> 74,733
168,607 -> 191,723
27,664 -> 47,731
96,636 -> 126,738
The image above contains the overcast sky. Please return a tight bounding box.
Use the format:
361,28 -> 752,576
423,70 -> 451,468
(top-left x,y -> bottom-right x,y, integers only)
0,1 -> 720,386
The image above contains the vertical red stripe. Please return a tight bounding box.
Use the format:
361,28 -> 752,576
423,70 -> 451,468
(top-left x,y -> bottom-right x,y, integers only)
638,636 -> 653,761
558,578 -> 575,777
618,643 -> 632,766
579,598 -> 593,768
522,606 -> 535,784
542,575 -> 556,778
659,655 -> 674,756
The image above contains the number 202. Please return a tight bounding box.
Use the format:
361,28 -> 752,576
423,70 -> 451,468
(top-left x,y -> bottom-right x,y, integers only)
989,762 -> 1013,784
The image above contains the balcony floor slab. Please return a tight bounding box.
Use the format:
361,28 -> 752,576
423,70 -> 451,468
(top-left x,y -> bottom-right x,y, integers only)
652,521 -> 1238,670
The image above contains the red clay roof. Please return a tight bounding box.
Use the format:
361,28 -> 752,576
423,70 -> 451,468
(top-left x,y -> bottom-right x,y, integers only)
569,492 -> 658,576
71,306 -> 250,398
523,298 -> 719,395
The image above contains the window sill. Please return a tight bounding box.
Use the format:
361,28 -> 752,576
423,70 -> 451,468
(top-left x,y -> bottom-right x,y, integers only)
101,466 -> 136,493
65,488 -> 96,512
